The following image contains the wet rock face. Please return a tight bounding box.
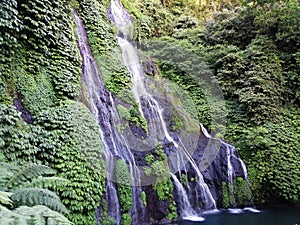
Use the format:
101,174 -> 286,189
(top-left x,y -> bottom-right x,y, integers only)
142,61 -> 157,77
13,98 -> 34,123
143,185 -> 171,225
77,1 -> 251,221
95,89 -> 249,224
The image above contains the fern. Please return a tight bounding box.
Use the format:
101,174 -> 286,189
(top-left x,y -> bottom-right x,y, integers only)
0,205 -> 73,225
25,177 -> 69,189
0,191 -> 13,206
11,188 -> 68,214
5,163 -> 56,191
0,162 -> 19,190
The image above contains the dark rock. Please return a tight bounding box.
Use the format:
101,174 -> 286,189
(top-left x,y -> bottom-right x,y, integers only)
13,98 -> 34,123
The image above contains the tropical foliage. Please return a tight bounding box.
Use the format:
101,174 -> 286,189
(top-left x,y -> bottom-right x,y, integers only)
0,0 -> 299,224
0,161 -> 72,224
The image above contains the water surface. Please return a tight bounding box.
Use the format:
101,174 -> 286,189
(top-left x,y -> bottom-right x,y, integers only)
176,206 -> 300,225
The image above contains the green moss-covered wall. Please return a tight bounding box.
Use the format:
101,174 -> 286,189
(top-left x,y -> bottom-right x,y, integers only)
0,0 -> 106,224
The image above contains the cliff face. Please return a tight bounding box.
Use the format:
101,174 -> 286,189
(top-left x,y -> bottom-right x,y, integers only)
1,0 -> 299,224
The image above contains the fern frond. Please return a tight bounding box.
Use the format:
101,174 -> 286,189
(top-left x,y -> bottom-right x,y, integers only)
0,205 -> 73,225
11,188 -> 68,214
0,162 -> 19,190
25,177 -> 69,189
0,191 -> 13,206
5,163 -> 56,191
0,205 -> 31,224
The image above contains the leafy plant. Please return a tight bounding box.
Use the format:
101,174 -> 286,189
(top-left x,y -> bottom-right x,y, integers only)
0,162 -> 68,214
141,191 -> 147,206
121,213 -> 132,225
0,205 -> 73,225
115,159 -> 133,212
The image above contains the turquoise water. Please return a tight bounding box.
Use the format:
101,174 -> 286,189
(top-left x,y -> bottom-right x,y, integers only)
175,206 -> 300,225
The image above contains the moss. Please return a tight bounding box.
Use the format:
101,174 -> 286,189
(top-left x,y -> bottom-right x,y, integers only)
171,114 -> 183,131
143,167 -> 152,176
78,0 -> 132,96
141,191 -> 147,206
181,174 -> 188,187
117,89 -> 136,105
222,182 -> 230,208
98,201 -> 116,225
167,200 -> 178,220
145,154 -> 154,164
121,213 -> 132,225
233,177 -> 252,206
153,178 -> 174,201
129,105 -> 148,135
117,104 -> 131,121
115,159 -> 133,212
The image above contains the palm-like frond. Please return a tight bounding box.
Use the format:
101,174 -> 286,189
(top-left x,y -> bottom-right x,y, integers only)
4,163 -> 56,191
0,205 -> 73,225
24,177 -> 69,189
11,188 -> 68,214
0,163 -> 70,216
0,162 -> 19,190
0,191 -> 13,206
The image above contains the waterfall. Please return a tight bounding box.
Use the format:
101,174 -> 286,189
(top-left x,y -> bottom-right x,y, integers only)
110,0 -> 216,216
170,173 -> 195,217
117,36 -> 179,147
200,123 -> 212,138
74,0 -> 254,223
74,10 -> 145,224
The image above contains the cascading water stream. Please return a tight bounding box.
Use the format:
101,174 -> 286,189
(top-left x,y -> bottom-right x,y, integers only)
74,10 -> 145,224
200,124 -> 255,209
117,37 -> 179,147
170,173 -> 205,221
75,0 -> 255,223
73,11 -> 121,223
109,0 -> 217,216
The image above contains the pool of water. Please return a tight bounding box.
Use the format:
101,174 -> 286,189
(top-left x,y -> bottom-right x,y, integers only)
175,206 -> 300,225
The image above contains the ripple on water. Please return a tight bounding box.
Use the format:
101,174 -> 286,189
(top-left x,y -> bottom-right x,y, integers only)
183,215 -> 206,222
243,207 -> 261,213
228,208 -> 244,214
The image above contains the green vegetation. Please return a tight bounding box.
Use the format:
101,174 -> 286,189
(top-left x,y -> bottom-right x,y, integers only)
115,159 -> 133,212
1,0 -> 299,223
180,174 -> 188,187
129,104 -> 148,134
203,2 -> 300,204
1,101 -> 106,224
143,0 -> 300,205
96,201 -> 116,225
141,191 -> 147,206
117,104 -> 132,121
1,0 -> 107,222
143,144 -> 178,219
233,178 -> 252,206
222,178 -> 253,208
222,182 -> 230,208
167,200 -> 178,220
117,103 -> 149,135
0,162 -> 68,213
121,213 -> 132,225
0,161 -> 72,224
0,205 -> 73,225
78,0 -> 132,96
